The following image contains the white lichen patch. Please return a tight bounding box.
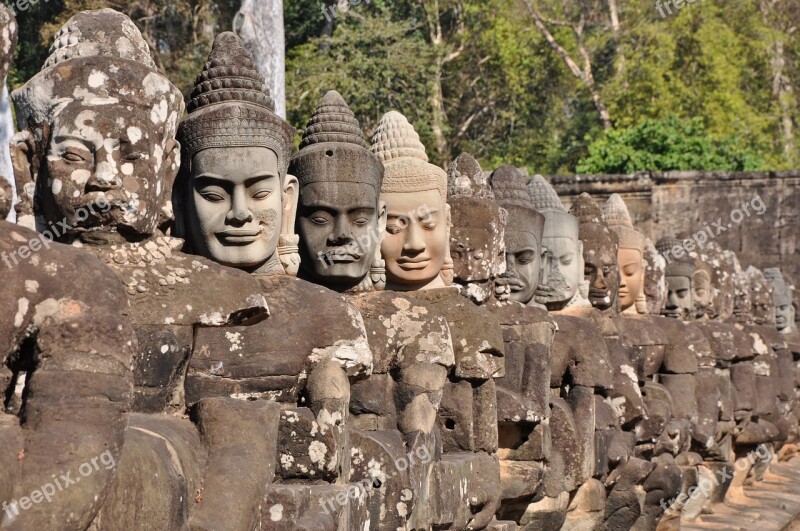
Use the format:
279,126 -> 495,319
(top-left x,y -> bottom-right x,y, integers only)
24,280 -> 39,294
14,298 -> 29,328
225,331 -> 242,352
308,441 -> 327,468
268,504 -> 283,522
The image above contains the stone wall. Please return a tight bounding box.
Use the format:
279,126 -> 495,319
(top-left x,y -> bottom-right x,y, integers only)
551,170 -> 800,286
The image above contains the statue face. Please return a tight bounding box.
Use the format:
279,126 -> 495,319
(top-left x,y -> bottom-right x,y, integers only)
584,241 -> 620,311
750,284 -> 775,326
381,190 -> 448,290
663,275 -> 693,320
187,146 -> 283,269
776,303 -> 793,331
543,236 -> 581,302
35,100 -> 175,238
504,230 -> 543,305
618,248 -> 644,311
450,227 -> 501,282
692,271 -> 713,319
297,181 -> 385,285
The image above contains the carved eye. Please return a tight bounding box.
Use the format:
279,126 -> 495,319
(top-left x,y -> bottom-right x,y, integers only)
423,221 -> 437,230
124,152 -> 143,161
252,190 -> 271,200
200,191 -> 225,203
310,216 -> 329,224
353,217 -> 369,226
62,151 -> 86,162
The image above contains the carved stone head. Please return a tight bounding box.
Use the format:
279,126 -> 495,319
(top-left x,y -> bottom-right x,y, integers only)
764,268 -> 796,333
527,174 -> 582,310
174,32 -> 296,274
603,194 -> 646,313
643,237 -> 667,315
371,111 -> 451,291
11,9 -> 184,240
290,90 -> 386,292
656,237 -> 695,321
746,266 -> 776,327
571,193 -> 619,312
448,152 -> 492,199
447,157 -> 505,303
0,179 -> 11,219
729,253 -> 752,324
490,165 -> 545,306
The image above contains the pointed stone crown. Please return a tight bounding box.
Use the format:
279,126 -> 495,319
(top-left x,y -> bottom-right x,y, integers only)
526,174 -> 577,240
656,237 -> 695,278
371,111 -> 446,200
490,165 -> 544,240
527,174 -> 567,212
290,90 -> 383,190
12,9 -> 183,133
569,193 -> 604,225
603,193 -> 646,252
178,32 -> 294,174
570,193 -> 617,251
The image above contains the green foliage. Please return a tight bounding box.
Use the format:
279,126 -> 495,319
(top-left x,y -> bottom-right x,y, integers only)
576,115 -> 765,173
6,0 -> 799,172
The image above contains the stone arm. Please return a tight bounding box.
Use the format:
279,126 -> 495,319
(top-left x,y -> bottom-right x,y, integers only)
0,223 -> 135,530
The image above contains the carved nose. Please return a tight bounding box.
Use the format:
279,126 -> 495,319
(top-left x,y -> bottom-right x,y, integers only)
328,217 -> 352,245
403,224 -> 425,253
227,190 -> 253,224
85,162 -> 122,191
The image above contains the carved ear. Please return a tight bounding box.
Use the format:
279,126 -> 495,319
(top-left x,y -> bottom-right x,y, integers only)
278,174 -> 301,275
158,138 -> 181,232
377,199 -> 387,237
10,130 -> 37,228
282,173 -> 299,238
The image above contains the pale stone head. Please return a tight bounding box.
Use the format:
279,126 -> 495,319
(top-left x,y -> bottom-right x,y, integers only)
764,268 -> 796,333
657,237 -> 695,321
729,254 -> 752,324
490,165 -> 545,306
372,111 -> 450,291
527,174 -> 582,310
571,193 -> 619,312
291,90 -> 386,291
603,194 -> 646,312
11,9 -> 184,240
174,32 -> 296,272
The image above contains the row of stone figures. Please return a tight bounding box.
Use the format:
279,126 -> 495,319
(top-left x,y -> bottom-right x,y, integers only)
0,8 -> 798,531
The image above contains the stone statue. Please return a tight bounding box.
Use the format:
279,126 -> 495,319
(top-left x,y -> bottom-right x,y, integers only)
371,111 -> 453,291
290,94 -> 457,529
764,268 -> 797,334
448,152 -> 492,199
656,238 -> 695,321
1,9 -> 137,529
527,175 -> 585,310
176,41 -> 388,529
603,193 -> 647,313
448,161 -> 506,305
370,113 -> 505,529
747,266 -> 777,328
570,192 -> 619,313
490,165 -> 545,308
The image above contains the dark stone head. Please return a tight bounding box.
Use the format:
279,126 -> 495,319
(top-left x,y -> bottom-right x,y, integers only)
571,193 -> 619,312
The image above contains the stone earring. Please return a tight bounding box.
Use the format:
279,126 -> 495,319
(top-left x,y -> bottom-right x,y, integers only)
441,257 -> 455,286
635,293 -> 648,314
277,233 -> 301,276
370,257 -> 386,291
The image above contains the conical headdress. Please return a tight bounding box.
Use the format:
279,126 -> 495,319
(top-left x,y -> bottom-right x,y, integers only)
656,236 -> 695,278
12,9 -> 183,136
526,174 -> 577,240
490,165 -> 544,241
764,267 -> 792,306
178,32 -> 294,175
371,111 -> 446,200
289,90 -> 383,190
603,193 -> 646,252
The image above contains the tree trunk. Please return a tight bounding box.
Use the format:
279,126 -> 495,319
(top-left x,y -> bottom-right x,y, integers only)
236,0 -> 286,118
771,40 -> 795,164
430,57 -> 451,166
